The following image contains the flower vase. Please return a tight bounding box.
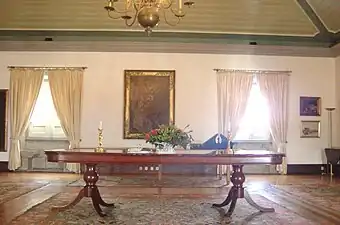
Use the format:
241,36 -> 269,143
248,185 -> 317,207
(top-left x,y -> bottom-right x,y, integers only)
155,143 -> 176,154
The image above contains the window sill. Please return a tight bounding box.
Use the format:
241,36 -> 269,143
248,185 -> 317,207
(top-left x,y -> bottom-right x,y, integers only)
233,140 -> 271,144
25,137 -> 68,141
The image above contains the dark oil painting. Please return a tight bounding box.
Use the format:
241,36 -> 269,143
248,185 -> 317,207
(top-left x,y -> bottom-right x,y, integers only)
0,89 -> 8,151
124,70 -> 175,139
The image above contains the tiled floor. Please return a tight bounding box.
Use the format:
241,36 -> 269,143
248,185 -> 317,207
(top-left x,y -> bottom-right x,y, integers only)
0,172 -> 339,224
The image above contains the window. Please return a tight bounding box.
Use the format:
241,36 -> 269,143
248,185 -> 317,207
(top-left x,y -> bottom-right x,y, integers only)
27,73 -> 66,139
234,76 -> 270,141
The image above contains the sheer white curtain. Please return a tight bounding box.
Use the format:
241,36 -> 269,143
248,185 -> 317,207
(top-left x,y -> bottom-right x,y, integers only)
48,69 -> 84,173
8,69 -> 44,170
216,71 -> 254,178
257,73 -> 290,174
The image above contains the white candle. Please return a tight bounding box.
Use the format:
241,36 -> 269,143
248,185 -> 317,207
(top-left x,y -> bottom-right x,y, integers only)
99,121 -> 103,130
179,0 -> 182,10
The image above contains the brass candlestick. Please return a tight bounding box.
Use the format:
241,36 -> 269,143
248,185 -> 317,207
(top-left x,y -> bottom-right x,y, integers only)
95,128 -> 105,153
226,131 -> 233,154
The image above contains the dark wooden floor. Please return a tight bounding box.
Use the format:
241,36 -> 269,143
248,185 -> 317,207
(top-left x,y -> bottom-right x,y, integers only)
0,172 -> 339,224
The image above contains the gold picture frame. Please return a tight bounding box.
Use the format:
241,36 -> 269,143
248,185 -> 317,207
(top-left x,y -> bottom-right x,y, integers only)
0,89 -> 8,151
124,70 -> 175,139
300,120 -> 321,138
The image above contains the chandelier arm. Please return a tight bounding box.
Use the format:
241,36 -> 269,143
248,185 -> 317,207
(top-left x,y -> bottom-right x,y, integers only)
170,7 -> 186,17
107,0 -> 135,14
162,9 -> 181,26
107,11 -> 121,19
132,0 -> 143,11
160,0 -> 173,9
112,9 -> 130,14
109,8 -> 130,14
124,9 -> 139,27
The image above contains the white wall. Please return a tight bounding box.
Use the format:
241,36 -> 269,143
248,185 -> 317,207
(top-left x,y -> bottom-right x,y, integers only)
0,51 -> 336,164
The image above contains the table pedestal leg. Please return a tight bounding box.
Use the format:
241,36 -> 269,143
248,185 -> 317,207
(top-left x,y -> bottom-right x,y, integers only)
51,163 -> 114,217
52,188 -> 85,211
244,190 -> 274,212
212,165 -> 274,217
158,164 -> 162,181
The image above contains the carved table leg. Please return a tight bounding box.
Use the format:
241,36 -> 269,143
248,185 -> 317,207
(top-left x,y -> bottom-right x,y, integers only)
244,189 -> 274,212
51,163 -> 114,217
92,186 -> 115,207
212,165 -> 275,217
158,164 -> 162,181
226,198 -> 237,217
52,188 -> 85,211
212,187 -> 235,207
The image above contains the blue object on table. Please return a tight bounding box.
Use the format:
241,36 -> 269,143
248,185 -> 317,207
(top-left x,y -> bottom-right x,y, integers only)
196,133 -> 229,150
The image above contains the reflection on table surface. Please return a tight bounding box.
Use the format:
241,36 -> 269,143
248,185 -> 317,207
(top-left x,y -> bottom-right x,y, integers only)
46,148 -> 281,156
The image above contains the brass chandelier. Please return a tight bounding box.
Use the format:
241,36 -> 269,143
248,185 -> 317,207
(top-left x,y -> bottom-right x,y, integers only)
104,0 -> 195,34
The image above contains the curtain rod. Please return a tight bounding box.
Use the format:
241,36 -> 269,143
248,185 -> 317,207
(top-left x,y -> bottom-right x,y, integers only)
213,69 -> 292,74
7,66 -> 87,70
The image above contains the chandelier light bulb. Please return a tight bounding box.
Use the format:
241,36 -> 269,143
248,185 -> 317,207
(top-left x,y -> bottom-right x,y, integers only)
104,0 -> 115,11
184,1 -> 194,7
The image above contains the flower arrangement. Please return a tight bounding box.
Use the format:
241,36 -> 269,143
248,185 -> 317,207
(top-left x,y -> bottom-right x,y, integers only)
145,124 -> 193,149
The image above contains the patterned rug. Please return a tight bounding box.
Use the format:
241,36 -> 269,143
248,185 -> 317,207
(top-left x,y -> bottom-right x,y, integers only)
69,175 -> 228,188
274,183 -> 340,212
10,192 -> 316,225
0,182 -> 49,205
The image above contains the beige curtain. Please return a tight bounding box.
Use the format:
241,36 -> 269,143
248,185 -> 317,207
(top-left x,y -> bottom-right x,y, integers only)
257,73 -> 290,174
8,69 -> 44,170
217,71 -> 254,139
216,71 -> 254,179
48,69 -> 84,173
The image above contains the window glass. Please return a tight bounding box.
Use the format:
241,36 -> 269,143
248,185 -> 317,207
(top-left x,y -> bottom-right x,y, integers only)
234,77 -> 270,141
28,73 -> 65,139
30,75 -> 60,126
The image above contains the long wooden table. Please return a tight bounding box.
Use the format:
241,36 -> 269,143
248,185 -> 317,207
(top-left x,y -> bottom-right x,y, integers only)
45,149 -> 285,217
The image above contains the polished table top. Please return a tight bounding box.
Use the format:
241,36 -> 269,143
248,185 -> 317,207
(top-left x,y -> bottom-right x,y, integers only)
45,149 -> 285,165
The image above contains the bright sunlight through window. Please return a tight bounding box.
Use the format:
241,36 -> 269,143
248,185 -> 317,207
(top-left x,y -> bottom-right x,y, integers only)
234,76 -> 270,141
27,74 -> 65,139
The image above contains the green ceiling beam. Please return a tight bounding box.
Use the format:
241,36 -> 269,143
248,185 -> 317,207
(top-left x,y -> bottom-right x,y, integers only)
0,30 -> 332,48
332,31 -> 340,46
296,0 -> 337,47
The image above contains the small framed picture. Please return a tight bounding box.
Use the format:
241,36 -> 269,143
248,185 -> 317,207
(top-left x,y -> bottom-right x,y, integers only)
300,96 -> 321,116
300,120 -> 320,138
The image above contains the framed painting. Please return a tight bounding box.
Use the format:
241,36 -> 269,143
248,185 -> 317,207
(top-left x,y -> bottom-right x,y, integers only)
0,89 -> 8,151
300,120 -> 320,138
124,70 -> 175,139
300,96 -> 321,116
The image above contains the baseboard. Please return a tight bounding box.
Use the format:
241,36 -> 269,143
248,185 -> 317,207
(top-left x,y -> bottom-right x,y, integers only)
287,164 -> 326,175
0,161 -> 8,172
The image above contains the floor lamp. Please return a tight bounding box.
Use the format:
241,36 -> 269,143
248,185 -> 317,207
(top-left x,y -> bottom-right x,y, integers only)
325,107 -> 335,176
326,107 -> 335,148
